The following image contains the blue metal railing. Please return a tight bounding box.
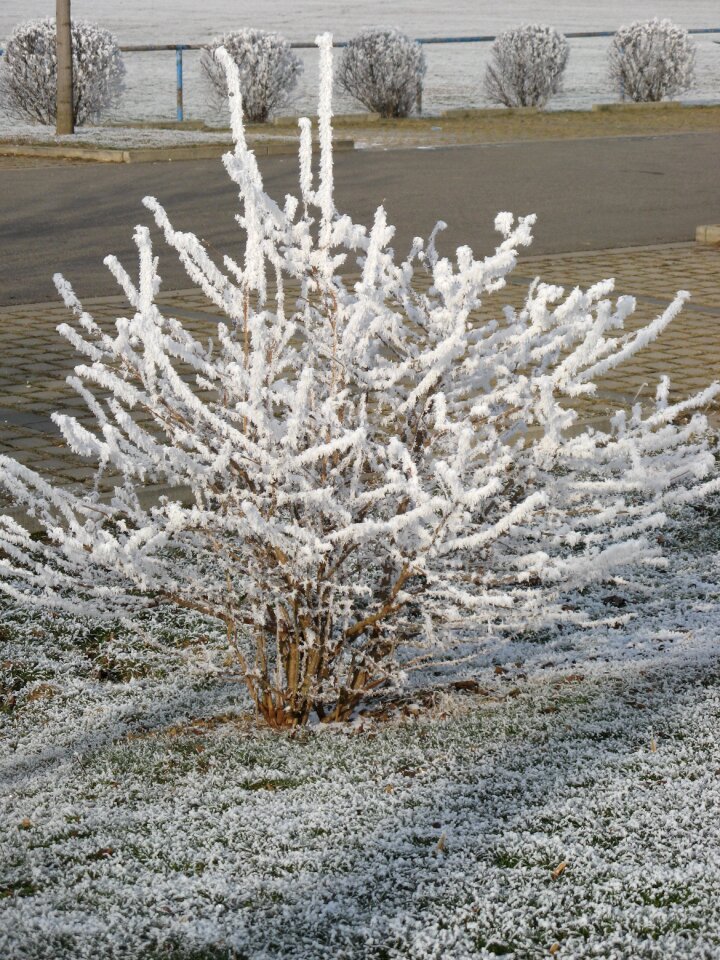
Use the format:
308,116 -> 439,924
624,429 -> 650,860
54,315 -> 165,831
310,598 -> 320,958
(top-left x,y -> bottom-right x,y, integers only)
176,45 -> 186,120
120,28 -> 720,121
2,28 -> 720,122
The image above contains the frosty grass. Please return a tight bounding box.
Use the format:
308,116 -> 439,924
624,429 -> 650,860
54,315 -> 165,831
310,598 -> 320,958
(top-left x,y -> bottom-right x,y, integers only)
0,120 -> 236,149
1,499 -> 719,959
1,29 -> 719,960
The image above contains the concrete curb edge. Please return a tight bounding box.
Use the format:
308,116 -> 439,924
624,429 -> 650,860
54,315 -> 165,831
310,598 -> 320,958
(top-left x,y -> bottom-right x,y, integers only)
0,139 -> 355,164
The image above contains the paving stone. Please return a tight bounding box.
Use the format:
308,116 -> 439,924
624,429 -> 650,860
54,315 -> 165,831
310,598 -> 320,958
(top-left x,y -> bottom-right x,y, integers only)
60,467 -> 98,482
0,242 -> 718,511
3,436 -> 49,450
32,457 -> 80,472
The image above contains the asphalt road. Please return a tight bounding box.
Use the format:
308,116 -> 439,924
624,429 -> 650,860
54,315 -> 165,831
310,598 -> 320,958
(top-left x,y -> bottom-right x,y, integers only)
1,131 -> 719,307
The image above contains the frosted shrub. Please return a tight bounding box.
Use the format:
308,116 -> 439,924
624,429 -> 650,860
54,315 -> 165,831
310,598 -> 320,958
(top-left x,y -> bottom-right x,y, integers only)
0,17 -> 124,126
200,29 -> 302,123
484,24 -> 569,108
337,28 -> 425,118
1,35 -> 719,730
608,19 -> 696,103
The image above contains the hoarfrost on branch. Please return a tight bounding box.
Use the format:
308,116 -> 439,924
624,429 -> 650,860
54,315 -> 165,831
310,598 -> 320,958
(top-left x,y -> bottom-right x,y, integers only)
608,19 -> 696,103
336,28 -> 426,118
1,34 -> 718,728
0,17 -> 125,126
484,24 -> 570,109
201,29 -> 302,123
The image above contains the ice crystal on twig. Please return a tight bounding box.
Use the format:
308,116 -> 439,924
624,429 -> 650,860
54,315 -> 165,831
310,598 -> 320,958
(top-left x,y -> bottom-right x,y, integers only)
337,28 -> 425,118
201,28 -> 302,123
484,24 -> 569,109
0,34 -> 718,728
0,17 -> 124,126
608,19 -> 696,103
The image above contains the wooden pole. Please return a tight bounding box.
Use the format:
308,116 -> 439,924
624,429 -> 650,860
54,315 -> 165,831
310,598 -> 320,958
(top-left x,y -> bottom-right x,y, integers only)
56,0 -> 74,135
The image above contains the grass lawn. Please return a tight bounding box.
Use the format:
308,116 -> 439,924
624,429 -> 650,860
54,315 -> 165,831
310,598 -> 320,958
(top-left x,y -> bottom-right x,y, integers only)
1,501 -> 720,959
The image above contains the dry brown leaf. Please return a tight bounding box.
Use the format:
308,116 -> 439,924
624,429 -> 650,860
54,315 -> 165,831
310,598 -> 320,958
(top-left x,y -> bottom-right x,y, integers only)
89,847 -> 114,861
550,943 -> 561,955
551,861 -> 567,880
383,784 -> 394,794
557,674 -> 585,685
18,818 -> 32,830
25,684 -> 57,703
436,832 -> 447,853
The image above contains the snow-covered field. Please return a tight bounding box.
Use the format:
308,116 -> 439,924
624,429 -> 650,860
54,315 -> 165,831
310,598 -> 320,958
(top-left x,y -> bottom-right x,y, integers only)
2,500 -> 720,959
1,1 -> 720,121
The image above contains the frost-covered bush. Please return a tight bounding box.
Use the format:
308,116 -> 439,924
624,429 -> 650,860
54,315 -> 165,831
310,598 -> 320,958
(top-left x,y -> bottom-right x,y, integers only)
484,24 -> 569,108
0,17 -> 125,126
1,36 -> 719,729
608,18 -> 696,102
200,28 -> 302,122
337,27 -> 426,118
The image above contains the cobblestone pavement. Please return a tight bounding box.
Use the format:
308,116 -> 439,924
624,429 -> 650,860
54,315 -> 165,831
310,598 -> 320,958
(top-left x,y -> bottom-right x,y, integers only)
0,242 -> 718,515
514,243 -> 720,412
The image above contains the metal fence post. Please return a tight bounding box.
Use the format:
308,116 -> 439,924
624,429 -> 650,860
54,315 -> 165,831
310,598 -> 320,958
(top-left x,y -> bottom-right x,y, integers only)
176,45 -> 184,121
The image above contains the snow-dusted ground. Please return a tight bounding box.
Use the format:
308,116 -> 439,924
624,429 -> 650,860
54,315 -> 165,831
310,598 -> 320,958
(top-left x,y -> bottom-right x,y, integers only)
1,499 -> 719,959
0,119 -> 236,149
2,1 -> 720,121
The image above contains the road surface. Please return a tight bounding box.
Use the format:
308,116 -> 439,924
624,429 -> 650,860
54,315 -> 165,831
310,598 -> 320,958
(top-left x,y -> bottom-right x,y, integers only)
1,131 -> 718,306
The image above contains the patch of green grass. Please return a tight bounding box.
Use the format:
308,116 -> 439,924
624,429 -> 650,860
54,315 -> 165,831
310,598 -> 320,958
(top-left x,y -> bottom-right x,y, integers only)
638,886 -> 700,909
0,659 -> 55,713
121,946 -> 247,960
474,937 -> 516,955
243,777 -> 303,791
27,828 -> 92,852
72,624 -> 158,682
510,626 -> 556,645
0,879 -> 39,899
492,849 -> 523,869
591,833 -> 623,850
166,860 -> 208,877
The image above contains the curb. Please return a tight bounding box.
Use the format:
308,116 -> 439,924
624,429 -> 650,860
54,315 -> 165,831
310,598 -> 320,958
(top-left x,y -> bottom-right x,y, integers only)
696,224 -> 720,245
592,101 -> 682,112
0,143 -> 130,163
0,138 -> 355,164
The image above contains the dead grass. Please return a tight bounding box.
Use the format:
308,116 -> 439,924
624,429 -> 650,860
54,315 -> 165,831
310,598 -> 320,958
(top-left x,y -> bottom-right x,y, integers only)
259,103 -> 720,150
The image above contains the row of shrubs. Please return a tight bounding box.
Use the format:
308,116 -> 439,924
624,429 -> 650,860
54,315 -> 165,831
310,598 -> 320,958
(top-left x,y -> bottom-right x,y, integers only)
0,17 -> 699,127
